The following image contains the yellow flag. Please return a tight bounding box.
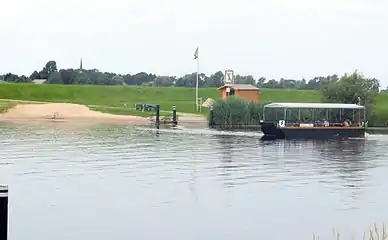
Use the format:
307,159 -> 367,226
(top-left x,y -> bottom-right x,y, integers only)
194,47 -> 198,60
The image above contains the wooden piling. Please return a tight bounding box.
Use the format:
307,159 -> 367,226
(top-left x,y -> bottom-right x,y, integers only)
209,104 -> 215,127
172,105 -> 177,127
155,104 -> 160,129
0,184 -> 8,240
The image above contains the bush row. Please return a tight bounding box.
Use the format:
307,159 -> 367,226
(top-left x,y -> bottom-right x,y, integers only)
210,97 -> 264,128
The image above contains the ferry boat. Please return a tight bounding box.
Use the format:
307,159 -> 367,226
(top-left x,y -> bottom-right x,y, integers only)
259,102 -> 366,139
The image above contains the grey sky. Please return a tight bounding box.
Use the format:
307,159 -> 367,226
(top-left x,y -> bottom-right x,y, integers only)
2,0 -> 388,85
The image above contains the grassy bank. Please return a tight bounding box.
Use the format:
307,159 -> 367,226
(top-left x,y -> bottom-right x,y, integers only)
0,84 -> 387,123
0,84 -> 219,116
0,84 -> 321,112
0,84 -> 326,117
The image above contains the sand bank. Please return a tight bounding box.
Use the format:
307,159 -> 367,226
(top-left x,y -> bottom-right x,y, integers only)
0,103 -> 207,126
0,103 -> 151,125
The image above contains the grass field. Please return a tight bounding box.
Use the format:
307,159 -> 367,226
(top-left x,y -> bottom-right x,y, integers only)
0,84 -> 321,113
0,83 -> 387,123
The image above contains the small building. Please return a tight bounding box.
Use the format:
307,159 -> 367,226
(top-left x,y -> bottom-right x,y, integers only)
32,79 -> 47,84
218,84 -> 260,103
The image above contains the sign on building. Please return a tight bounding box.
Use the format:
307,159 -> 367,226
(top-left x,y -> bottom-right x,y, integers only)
224,70 -> 234,84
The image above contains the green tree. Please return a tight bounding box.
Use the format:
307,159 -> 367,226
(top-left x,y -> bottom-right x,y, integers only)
3,73 -> 20,82
47,72 -> 62,84
59,69 -> 76,84
29,71 -> 40,80
38,60 -> 58,79
322,71 -> 379,106
322,71 -> 381,125
3,73 -> 29,82
176,73 -> 196,87
153,76 -> 175,86
257,77 -> 266,87
235,75 -> 255,85
132,72 -> 156,85
73,72 -> 91,84
111,75 -> 125,85
262,79 -> 279,88
44,60 -> 58,75
209,71 -> 224,87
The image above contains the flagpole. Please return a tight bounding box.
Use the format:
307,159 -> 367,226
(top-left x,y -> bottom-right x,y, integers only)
196,52 -> 199,112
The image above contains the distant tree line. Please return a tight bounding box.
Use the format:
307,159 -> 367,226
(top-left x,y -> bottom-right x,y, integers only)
1,60 -> 387,92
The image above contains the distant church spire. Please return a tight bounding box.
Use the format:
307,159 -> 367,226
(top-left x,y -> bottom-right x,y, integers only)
80,57 -> 83,70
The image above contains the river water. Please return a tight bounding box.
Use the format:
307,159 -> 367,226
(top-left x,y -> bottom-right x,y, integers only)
0,123 -> 387,240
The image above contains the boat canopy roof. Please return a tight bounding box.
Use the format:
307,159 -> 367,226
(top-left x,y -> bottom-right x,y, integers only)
264,102 -> 365,109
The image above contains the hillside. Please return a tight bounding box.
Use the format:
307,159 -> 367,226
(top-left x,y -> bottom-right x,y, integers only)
0,84 -> 321,107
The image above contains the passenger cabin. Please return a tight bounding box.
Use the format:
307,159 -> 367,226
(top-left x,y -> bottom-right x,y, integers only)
262,102 -> 366,127
259,102 -> 367,139
218,84 -> 260,103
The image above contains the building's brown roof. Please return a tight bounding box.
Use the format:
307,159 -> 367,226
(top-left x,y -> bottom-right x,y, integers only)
218,84 -> 259,90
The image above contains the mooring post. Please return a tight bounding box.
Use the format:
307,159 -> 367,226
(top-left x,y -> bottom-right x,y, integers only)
172,105 -> 177,127
155,104 -> 160,129
0,184 -> 8,240
209,104 -> 215,128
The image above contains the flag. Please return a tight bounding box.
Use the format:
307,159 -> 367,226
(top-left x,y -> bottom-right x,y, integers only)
194,47 -> 198,60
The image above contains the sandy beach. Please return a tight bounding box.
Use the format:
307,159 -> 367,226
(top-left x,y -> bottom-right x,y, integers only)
0,102 -> 207,127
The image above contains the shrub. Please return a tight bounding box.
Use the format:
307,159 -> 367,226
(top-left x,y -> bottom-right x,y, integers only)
210,97 -> 264,128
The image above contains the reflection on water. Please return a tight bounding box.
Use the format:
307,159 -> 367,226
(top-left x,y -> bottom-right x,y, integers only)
1,124 -> 388,240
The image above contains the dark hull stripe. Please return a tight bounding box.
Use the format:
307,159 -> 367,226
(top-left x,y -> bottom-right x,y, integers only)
260,122 -> 365,140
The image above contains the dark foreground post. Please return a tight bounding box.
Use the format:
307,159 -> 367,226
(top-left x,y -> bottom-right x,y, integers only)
172,105 -> 177,127
209,105 -> 215,128
0,184 -> 8,240
155,104 -> 160,129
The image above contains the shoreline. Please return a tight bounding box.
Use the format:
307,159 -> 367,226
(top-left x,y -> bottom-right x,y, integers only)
0,116 -> 151,125
0,102 -> 208,127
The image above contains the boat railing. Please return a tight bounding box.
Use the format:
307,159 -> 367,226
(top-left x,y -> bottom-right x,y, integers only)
277,120 -> 365,128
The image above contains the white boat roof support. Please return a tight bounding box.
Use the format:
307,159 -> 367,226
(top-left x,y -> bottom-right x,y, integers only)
264,102 -> 365,109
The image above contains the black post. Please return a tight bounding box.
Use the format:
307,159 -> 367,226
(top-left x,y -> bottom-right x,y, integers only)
172,105 -> 177,127
155,104 -> 160,129
209,105 -> 215,128
0,184 -> 8,240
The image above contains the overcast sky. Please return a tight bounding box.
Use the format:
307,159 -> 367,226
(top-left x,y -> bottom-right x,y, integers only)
2,0 -> 388,85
